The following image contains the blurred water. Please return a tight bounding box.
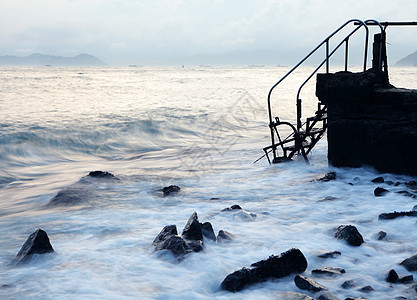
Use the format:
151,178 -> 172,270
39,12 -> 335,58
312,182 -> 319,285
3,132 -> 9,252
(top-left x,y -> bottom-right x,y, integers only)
0,66 -> 416,299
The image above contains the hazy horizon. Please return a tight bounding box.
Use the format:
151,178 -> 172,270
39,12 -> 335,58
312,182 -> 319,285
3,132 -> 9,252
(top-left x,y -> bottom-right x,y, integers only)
1,1 -> 417,66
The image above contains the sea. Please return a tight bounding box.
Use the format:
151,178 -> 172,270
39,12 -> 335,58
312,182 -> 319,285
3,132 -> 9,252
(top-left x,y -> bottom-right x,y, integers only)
0,65 -> 416,299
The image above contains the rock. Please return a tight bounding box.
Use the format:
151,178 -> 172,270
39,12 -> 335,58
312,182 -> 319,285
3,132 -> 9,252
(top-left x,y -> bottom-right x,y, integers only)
396,190 -> 417,198
185,240 -> 204,253
220,248 -> 308,292
377,231 -> 387,240
341,280 -> 356,289
316,172 -> 336,182
162,185 -> 180,196
413,205 -> 417,211
201,222 -> 216,242
317,251 -> 342,259
371,176 -> 385,183
358,285 -> 374,293
294,274 -> 327,293
379,211 -> 417,220
233,210 -> 257,221
14,229 -> 54,264
181,212 -> 203,241
399,275 -> 414,284
345,298 -> 369,300
87,171 -> 118,179
401,252 -> 417,271
47,186 -> 93,206
387,269 -> 399,283
152,225 -> 187,257
221,205 -> 242,211
316,291 -> 341,300
312,267 -> 345,276
334,225 -> 364,246
374,187 -> 389,197
318,196 -> 339,202
276,292 -> 313,300
217,230 -> 234,243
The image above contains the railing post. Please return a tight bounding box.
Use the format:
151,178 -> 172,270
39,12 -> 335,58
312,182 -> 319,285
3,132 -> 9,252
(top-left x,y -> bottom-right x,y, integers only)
296,98 -> 302,131
326,39 -> 330,73
345,38 -> 349,71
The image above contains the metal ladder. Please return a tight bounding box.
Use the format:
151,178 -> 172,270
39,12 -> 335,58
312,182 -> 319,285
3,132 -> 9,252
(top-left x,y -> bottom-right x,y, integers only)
261,19 -> 385,164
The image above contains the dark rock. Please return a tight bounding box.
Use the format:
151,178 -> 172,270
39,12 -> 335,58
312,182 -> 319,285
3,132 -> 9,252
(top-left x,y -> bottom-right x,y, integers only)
371,176 -> 385,183
386,180 -> 395,185
335,225 -> 364,246
396,190 -> 417,198
406,180 -> 417,188
312,267 -> 345,276
185,240 -> 204,253
87,171 -> 118,179
374,187 -> 389,197
377,231 -> 387,240
379,211 -> 417,220
318,251 -> 342,259
342,280 -> 356,289
201,222 -> 216,242
217,230 -> 234,243
15,229 -> 54,264
47,186 -> 93,206
412,205 -> 417,211
221,205 -> 242,211
401,252 -> 417,271
181,212 -> 202,241
359,285 -> 374,293
318,196 -> 339,202
387,269 -> 399,283
317,291 -> 340,300
399,275 -> 414,284
220,248 -> 308,292
276,292 -> 313,300
152,225 -> 187,257
162,185 -> 181,196
316,172 -> 336,182
345,298 -> 369,300
294,274 -> 327,293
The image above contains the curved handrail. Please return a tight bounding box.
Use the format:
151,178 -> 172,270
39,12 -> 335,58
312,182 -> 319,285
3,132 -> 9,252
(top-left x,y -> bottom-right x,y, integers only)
267,19 -> 368,126
364,19 -> 385,70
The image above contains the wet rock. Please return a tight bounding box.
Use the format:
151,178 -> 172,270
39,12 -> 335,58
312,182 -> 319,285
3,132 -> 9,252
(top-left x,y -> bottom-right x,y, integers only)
221,204 -> 242,211
371,176 -> 385,183
14,229 -> 54,264
221,248 -> 308,292
233,210 -> 257,221
181,212 -> 203,241
312,267 -> 345,276
379,211 -> 417,220
401,252 -> 417,271
342,280 -> 356,289
87,171 -> 118,179
276,292 -> 313,300
387,269 -> 399,283
162,185 -> 181,196
316,291 -> 340,300
374,187 -> 389,196
334,225 -> 364,246
318,196 -> 339,202
317,251 -> 342,259
47,186 -> 94,206
396,190 -> 417,198
201,222 -> 216,242
345,298 -> 369,300
316,172 -> 336,182
359,285 -> 374,293
294,274 -> 327,292
377,231 -> 387,240
399,275 -> 414,284
217,230 -> 233,243
152,225 -> 187,257
185,240 -> 204,253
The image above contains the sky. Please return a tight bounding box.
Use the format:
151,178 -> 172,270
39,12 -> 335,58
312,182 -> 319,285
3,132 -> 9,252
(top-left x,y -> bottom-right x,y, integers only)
1,0 -> 417,66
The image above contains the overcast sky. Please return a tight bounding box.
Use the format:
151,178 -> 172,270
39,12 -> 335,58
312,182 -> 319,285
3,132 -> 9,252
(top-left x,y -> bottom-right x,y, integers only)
1,0 -> 416,65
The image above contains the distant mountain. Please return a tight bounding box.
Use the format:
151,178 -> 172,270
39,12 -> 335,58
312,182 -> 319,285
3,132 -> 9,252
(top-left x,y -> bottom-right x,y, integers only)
395,50 -> 417,67
0,53 -> 107,66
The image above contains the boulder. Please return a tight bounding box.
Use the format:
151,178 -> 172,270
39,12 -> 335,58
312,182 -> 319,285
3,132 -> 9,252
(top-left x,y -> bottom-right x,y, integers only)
220,248 -> 308,292
185,240 -> 204,253
152,225 -> 187,257
294,274 -> 327,292
221,204 -> 242,211
386,269 -> 399,283
334,225 -> 364,246
276,292 -> 313,300
182,212 -> 203,241
316,172 -> 336,182
162,185 -> 180,196
374,187 -> 389,197
401,253 -> 417,271
317,251 -> 341,259
379,211 -> 417,220
47,186 -> 94,206
316,291 -> 340,300
201,222 -> 216,242
358,285 -> 374,293
399,275 -> 413,284
371,176 -> 384,183
217,230 -> 233,243
15,229 -> 54,264
377,231 -> 387,240
341,280 -> 356,289
87,171 -> 118,179
312,267 -> 345,276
